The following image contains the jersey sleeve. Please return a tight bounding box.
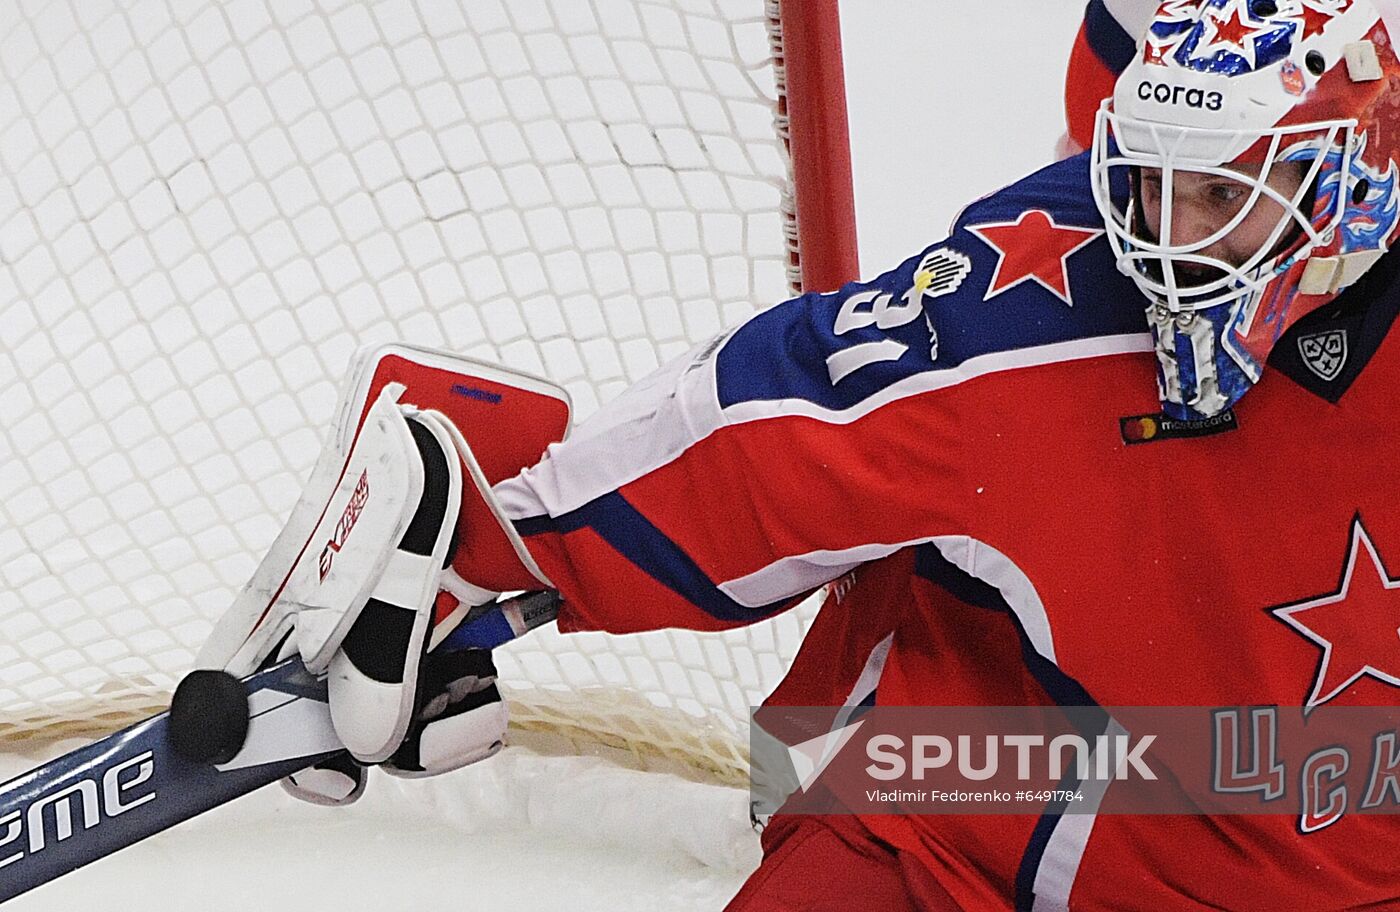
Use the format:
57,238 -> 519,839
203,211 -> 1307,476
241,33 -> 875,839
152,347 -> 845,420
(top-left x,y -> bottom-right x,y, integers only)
461,153 -> 1147,638
479,246 -> 973,635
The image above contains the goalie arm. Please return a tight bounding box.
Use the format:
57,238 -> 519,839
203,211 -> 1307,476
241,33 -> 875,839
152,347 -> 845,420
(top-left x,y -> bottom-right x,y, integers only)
460,246 -> 969,639
200,235 -> 966,789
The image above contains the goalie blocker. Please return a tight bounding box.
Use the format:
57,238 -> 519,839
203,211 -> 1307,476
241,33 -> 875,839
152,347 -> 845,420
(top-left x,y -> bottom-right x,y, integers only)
196,343 -> 571,802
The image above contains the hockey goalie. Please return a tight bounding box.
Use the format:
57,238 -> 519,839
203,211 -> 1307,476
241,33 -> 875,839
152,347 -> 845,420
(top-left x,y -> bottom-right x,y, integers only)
201,0 -> 1400,907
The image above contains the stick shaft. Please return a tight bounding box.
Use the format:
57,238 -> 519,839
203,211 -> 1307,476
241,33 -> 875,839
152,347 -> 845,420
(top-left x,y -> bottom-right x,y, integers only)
0,590 -> 561,902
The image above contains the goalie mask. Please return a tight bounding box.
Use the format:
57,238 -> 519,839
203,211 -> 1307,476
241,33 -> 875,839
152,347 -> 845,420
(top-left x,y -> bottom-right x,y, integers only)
1090,0 -> 1400,420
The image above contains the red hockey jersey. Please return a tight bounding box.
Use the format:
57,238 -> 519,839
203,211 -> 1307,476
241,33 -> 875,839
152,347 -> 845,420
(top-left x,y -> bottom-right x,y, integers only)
467,154 -> 1400,909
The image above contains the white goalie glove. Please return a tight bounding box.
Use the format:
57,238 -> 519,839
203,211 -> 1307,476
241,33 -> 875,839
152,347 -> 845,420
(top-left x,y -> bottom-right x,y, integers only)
196,343 -> 570,804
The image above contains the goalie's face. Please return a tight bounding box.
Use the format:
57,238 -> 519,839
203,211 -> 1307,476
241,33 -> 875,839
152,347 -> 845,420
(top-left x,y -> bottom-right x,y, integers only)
1135,161 -> 1306,284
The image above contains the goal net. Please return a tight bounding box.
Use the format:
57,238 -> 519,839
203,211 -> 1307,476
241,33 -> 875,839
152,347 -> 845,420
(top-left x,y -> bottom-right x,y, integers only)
0,0 -> 857,786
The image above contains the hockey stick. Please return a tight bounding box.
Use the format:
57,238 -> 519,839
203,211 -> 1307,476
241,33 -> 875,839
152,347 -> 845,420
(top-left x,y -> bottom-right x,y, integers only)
0,590 -> 561,904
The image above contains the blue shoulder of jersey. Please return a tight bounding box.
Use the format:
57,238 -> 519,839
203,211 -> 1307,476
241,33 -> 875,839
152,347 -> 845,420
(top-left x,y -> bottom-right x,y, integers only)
715,154 -> 1147,412
1083,0 -> 1139,75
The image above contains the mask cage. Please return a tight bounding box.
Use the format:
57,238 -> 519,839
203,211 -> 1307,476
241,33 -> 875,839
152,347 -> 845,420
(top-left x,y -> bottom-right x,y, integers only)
1091,103 -> 1355,314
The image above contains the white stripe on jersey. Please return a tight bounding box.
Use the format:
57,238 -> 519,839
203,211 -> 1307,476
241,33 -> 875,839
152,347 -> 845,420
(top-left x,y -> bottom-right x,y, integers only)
717,534 -> 1055,658
722,333 -> 1151,428
1030,723 -> 1119,912
719,542 -> 919,608
494,332 -> 729,521
930,535 -> 1058,664
495,332 -> 1152,524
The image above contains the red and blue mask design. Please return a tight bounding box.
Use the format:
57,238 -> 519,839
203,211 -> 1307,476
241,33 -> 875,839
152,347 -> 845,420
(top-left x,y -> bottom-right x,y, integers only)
1091,0 -> 1400,420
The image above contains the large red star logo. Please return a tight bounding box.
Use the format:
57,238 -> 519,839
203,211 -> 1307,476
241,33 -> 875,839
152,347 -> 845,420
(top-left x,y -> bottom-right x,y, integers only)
1272,516 -> 1400,710
965,210 -> 1103,306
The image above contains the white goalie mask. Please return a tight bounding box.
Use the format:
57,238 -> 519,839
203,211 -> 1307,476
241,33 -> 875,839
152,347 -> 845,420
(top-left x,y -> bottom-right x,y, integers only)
1089,0 -> 1400,420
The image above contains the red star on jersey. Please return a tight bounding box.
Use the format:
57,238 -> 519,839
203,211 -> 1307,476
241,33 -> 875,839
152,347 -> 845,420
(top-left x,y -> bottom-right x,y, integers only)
966,210 -> 1103,306
1272,517 -> 1400,710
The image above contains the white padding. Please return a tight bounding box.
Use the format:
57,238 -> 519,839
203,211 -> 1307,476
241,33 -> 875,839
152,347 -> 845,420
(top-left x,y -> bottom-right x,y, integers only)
326,408 -> 465,762
1345,41 -> 1383,81
199,383 -> 420,678
282,765 -> 364,807
1300,256 -> 1341,295
439,568 -> 500,608
413,701 -> 509,777
296,391 -> 424,671
1337,249 -> 1387,287
328,646 -> 416,762
371,550 -> 442,610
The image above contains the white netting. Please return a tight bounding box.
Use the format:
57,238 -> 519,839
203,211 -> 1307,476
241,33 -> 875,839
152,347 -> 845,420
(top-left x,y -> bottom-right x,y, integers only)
0,0 -> 826,779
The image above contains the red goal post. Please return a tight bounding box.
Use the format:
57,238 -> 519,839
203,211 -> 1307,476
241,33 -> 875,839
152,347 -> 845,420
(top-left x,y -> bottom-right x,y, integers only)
775,0 -> 859,295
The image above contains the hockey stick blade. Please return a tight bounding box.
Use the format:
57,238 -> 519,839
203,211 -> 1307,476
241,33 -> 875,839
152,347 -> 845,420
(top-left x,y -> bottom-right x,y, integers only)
0,590 -> 562,903
0,657 -> 339,902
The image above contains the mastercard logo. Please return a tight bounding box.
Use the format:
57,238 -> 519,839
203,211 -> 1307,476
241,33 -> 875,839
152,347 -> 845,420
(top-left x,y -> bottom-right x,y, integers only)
1122,416 -> 1160,442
